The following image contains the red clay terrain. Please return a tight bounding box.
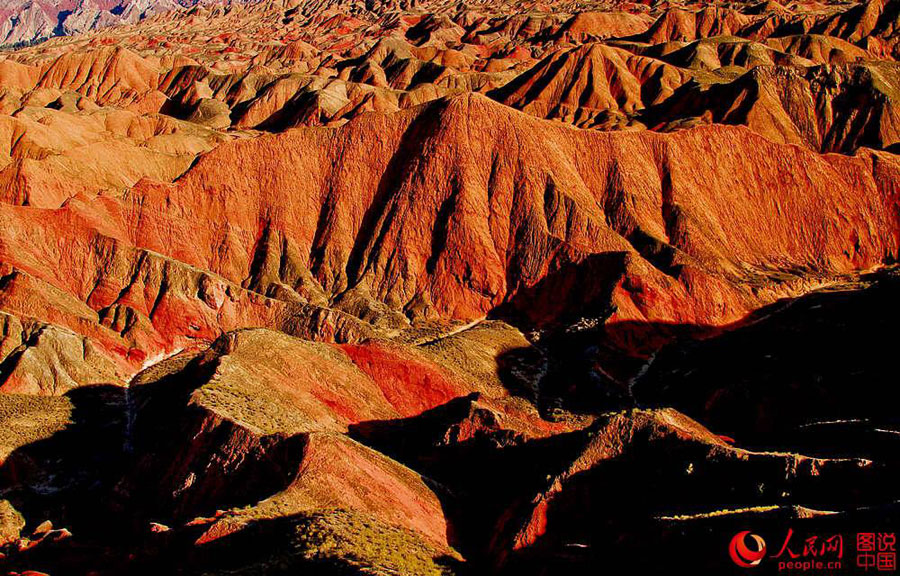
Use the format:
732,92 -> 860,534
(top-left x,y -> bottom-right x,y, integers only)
1,0 -> 899,574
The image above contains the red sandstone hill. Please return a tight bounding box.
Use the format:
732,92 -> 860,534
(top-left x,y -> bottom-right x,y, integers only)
1,92 -> 897,381
1,0 -> 900,574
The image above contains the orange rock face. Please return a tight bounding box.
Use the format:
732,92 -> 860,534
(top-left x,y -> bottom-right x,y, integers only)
2,93 -> 897,373
1,0 -> 899,574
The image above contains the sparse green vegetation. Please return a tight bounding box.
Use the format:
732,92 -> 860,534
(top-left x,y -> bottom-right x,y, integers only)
191,329 -> 396,435
0,499 -> 25,544
290,509 -> 457,575
206,509 -> 459,576
0,394 -> 72,460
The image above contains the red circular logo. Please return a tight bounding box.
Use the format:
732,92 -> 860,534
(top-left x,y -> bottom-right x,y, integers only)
729,531 -> 767,568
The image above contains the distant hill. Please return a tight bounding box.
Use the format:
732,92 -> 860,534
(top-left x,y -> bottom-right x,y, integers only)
0,0 -> 190,46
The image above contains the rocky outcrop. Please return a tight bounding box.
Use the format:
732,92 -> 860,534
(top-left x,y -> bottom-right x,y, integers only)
106,329 -> 495,567
0,104 -> 224,207
490,43 -> 691,128
0,312 -> 122,395
646,62 -> 900,153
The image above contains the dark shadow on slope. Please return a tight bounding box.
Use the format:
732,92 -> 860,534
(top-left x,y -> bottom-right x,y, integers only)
350,391 -> 900,574
0,384 -> 128,538
492,341 -> 547,405
490,248 -> 627,329
633,268 -> 900,457
490,262 -> 900,458
489,250 -> 714,417
501,494 -> 900,576
111,347 -> 308,527
1,349 -> 314,573
489,409 -> 900,575
349,394 -> 592,564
